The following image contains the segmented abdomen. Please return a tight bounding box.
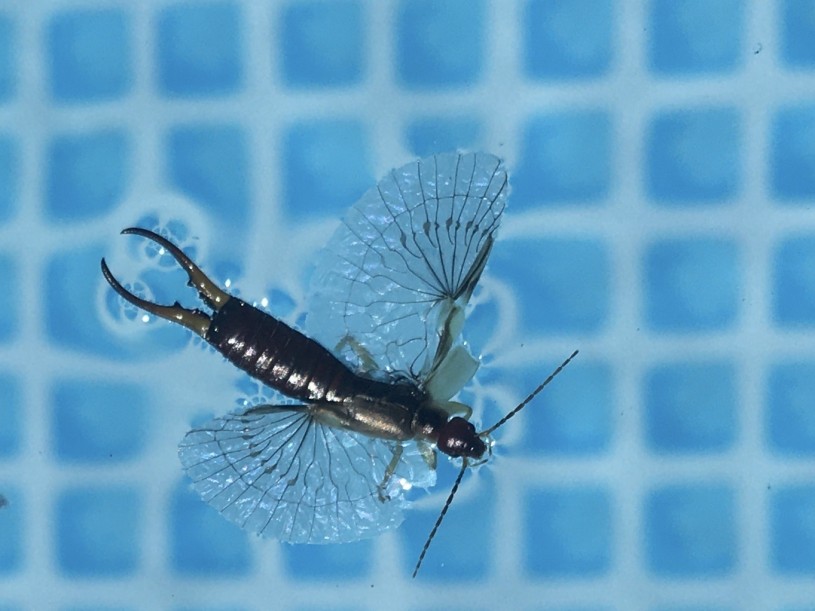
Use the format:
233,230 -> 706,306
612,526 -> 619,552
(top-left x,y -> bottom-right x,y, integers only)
206,298 -> 359,403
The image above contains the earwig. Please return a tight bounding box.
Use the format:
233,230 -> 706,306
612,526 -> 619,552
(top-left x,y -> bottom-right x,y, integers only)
102,228 -> 489,462
101,152 -> 578,577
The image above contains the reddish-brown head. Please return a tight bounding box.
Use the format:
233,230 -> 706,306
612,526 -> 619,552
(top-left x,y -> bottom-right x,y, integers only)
437,416 -> 487,459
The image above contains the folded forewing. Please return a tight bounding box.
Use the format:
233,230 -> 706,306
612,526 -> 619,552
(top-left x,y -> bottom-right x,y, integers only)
178,405 -> 436,543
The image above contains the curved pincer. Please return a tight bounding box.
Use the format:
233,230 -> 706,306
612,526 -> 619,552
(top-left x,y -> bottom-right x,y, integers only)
100,227 -> 231,338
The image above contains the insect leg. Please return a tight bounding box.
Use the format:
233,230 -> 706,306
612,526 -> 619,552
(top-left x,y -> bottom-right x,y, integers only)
100,227 -> 231,338
377,444 -> 404,502
335,335 -> 379,373
417,440 -> 437,471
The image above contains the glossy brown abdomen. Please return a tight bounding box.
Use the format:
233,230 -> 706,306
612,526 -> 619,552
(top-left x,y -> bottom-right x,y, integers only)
206,298 -> 360,403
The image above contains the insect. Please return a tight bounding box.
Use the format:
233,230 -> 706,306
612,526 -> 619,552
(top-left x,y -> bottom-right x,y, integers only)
101,152 -> 577,577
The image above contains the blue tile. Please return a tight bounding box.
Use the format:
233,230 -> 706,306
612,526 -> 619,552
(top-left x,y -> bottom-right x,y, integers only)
645,483 -> 736,576
490,237 -> 610,334
46,129 -> 131,222
767,361 -> 815,454
781,0 -> 815,67
527,608 -> 610,611
170,482 -> 252,576
399,469 -> 494,581
157,2 -> 243,97
513,110 -> 612,208
773,235 -> 815,326
771,485 -> 815,573
47,8 -> 132,102
396,0 -> 484,88
282,540 -> 372,580
648,0 -> 744,74
46,244 -> 187,358
0,16 -> 15,101
0,486 -> 22,574
283,120 -> 371,219
524,486 -> 612,576
771,105 -> 815,199
0,373 -> 20,459
166,124 -> 249,226
56,486 -> 141,577
51,378 -> 148,463
524,0 -> 613,80
644,238 -> 739,332
645,361 -> 737,453
0,252 -> 16,343
0,135 -> 18,223
405,116 -> 481,158
281,1 -> 364,88
520,360 -> 613,455
647,108 -> 741,204
48,245 -> 114,354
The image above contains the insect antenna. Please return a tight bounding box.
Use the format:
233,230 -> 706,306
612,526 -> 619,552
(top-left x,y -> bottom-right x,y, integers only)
479,349 -> 579,437
412,459 -> 468,578
411,349 -> 578,578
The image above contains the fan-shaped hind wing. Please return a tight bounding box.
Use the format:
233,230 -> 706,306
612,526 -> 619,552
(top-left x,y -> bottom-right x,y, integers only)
178,404 -> 435,543
307,152 -> 507,382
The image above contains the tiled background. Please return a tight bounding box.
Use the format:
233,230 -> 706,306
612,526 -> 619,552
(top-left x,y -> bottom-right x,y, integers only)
1,0 -> 815,609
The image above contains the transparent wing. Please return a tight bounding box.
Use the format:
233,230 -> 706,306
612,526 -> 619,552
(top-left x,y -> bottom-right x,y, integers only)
307,152 -> 507,380
178,405 -> 436,544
